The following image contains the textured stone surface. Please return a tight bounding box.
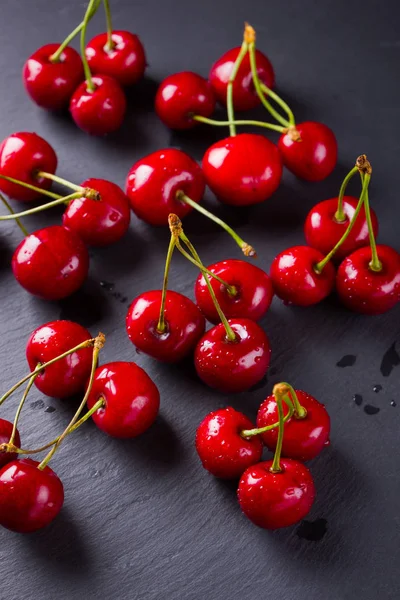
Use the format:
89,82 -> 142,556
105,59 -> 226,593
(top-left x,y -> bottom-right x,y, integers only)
0,0 -> 399,599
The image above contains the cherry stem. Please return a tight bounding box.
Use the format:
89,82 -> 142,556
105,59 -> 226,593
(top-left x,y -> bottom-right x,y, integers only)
81,0 -> 97,92
0,174 -> 61,200
103,0 -> 115,50
0,192 -> 29,236
0,191 -> 94,221
193,115 -> 285,134
9,374 -> 37,446
364,183 -> 381,272
227,40 -> 249,137
280,382 -> 307,418
36,172 -> 81,193
176,191 -> 256,257
270,383 -> 288,473
38,333 -> 105,470
0,338 -> 97,407
335,166 -> 359,222
156,234 -> 176,334
49,0 -> 102,62
260,82 -> 295,127
241,396 -> 294,438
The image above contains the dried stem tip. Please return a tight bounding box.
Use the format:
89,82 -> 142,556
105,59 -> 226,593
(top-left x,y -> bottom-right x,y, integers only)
94,332 -> 106,350
242,243 -> 257,258
272,382 -> 291,398
83,188 -> 101,201
356,154 -> 372,175
284,126 -> 301,142
244,22 -> 256,44
168,213 -> 183,238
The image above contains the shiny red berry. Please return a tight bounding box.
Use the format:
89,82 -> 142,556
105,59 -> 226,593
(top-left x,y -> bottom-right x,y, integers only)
0,420 -> 21,468
86,31 -> 146,86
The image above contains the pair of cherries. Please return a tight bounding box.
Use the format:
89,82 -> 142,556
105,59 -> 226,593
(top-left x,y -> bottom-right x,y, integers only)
196,384 -> 330,529
0,318 -> 160,533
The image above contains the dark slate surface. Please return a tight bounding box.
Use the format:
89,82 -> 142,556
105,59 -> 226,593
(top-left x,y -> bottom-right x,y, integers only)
0,1 -> 399,599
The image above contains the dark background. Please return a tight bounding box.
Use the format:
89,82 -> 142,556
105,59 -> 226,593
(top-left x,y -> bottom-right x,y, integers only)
0,0 -> 399,599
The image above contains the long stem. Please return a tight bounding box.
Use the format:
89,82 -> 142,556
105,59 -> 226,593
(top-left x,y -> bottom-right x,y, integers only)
335,166 -> 359,222
9,375 -> 37,445
270,384 -> 286,473
280,382 -> 307,418
241,396 -> 294,437
0,175 -> 61,200
157,235 -> 175,333
36,172 -> 82,193
49,0 -> 102,62
81,0 -> 97,92
227,41 -> 249,136
260,83 -> 295,127
364,185 -> 381,272
0,192 -> 84,221
193,115 -> 285,134
0,193 -> 29,236
0,338 -> 96,407
103,0 -> 115,50
38,334 -> 105,470
176,191 -> 256,257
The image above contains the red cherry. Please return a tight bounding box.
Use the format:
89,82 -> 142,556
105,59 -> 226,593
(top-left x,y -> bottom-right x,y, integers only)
209,46 -> 274,111
270,245 -> 336,306
155,71 -> 216,130
195,407 -> 263,479
0,132 -> 57,202
194,318 -> 271,393
86,31 -> 146,86
336,245 -> 400,315
126,290 -> 205,362
86,361 -> 160,438
195,259 -> 274,324
12,225 -> 89,300
278,121 -> 337,182
0,458 -> 64,533
202,133 -> 282,206
305,196 -> 379,262
63,178 -> 131,246
23,44 -> 84,111
257,391 -> 330,461
126,148 -> 205,226
70,75 -> 127,135
238,458 -> 315,529
26,320 -> 93,398
0,420 -> 21,468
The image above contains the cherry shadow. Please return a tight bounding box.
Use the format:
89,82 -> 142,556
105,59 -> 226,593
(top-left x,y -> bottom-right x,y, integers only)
57,280 -> 110,328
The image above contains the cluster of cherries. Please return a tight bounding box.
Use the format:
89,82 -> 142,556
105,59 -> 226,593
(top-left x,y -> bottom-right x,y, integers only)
0,319 -> 160,533
196,382 -> 330,529
23,0 -> 146,135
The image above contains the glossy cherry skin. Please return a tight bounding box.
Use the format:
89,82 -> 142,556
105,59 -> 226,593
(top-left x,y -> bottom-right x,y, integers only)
238,458 -> 315,529
257,391 -> 330,461
126,148 -> 205,226
336,245 -> 400,315
270,245 -> 336,306
202,134 -> 282,206
0,458 -> 64,533
26,320 -> 93,398
305,196 -> 379,262
155,71 -> 216,130
0,132 -> 57,202
12,225 -> 89,300
0,420 -> 21,468
86,31 -> 146,86
278,121 -> 337,182
63,178 -> 130,246
86,361 -> 160,438
126,290 -> 205,362
195,407 -> 263,479
23,44 -> 84,111
209,47 -> 274,111
195,259 -> 274,324
70,75 -> 127,135
194,318 -> 271,393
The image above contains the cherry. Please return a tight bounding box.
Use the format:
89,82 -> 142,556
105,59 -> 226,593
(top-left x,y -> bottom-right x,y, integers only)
26,320 -> 93,398
237,458 -> 315,529
126,290 -> 205,362
209,46 -> 274,111
62,178 -> 131,246
195,259 -> 273,324
23,44 -> 84,111
305,196 -> 379,262
155,71 -> 216,130
257,390 -> 330,461
0,420 -> 21,468
126,148 -> 205,226
195,407 -> 263,479
278,121 -> 338,182
0,458 -> 64,533
70,75 -> 127,135
336,245 -> 400,315
202,133 -> 282,206
86,31 -> 146,86
12,225 -> 89,300
270,245 -> 336,306
194,318 -> 271,393
0,132 -> 57,202
86,361 -> 160,438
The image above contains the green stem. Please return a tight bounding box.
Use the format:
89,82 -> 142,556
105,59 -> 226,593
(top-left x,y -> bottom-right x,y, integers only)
280,382 -> 307,418
193,115 -> 285,134
260,82 -> 295,127
156,235 -> 175,333
0,175 -> 61,200
81,0 -> 97,92
0,193 -> 29,236
103,0 -> 115,50
241,396 -> 294,437
364,184 -> 382,272
270,384 -> 286,473
36,172 -> 82,193
227,41 -> 249,136
335,166 -> 359,222
9,375 -> 37,445
0,192 -> 84,221
49,0 -> 102,62
176,191 -> 256,257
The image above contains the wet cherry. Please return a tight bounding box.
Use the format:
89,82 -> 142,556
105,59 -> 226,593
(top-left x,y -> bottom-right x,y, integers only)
0,458 -> 64,533
86,31 -> 146,86
12,225 -> 89,300
270,245 -> 336,306
196,407 -> 263,479
23,44 -> 84,111
0,420 -> 21,468
86,361 -> 160,438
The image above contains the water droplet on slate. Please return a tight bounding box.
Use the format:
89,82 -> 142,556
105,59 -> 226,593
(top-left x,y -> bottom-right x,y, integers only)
100,281 -> 114,292
390,400 -> 397,407
45,406 -> 56,413
373,384 -> 382,393
364,405 -> 380,415
353,394 -> 363,406
296,518 -> 328,541
30,400 -> 45,410
336,354 -> 357,368
380,342 -> 400,377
